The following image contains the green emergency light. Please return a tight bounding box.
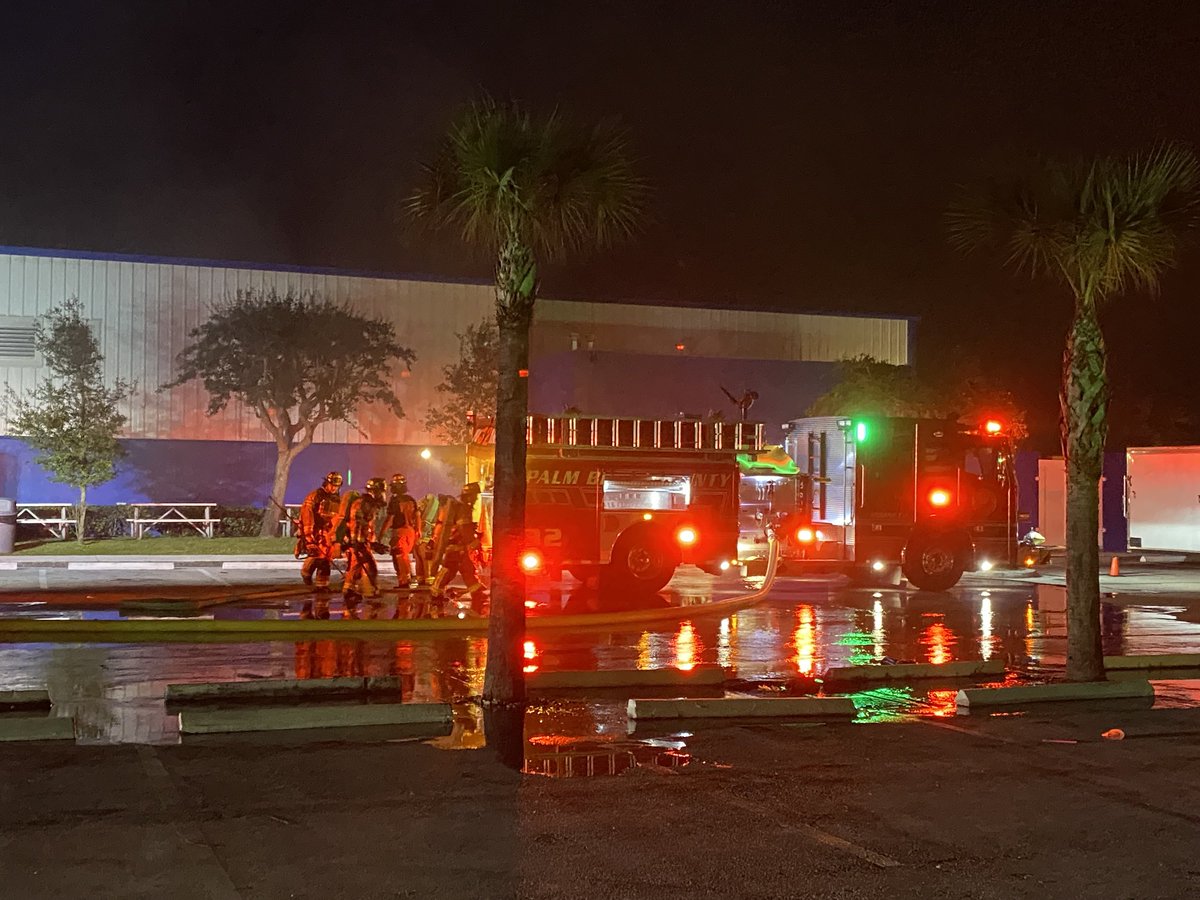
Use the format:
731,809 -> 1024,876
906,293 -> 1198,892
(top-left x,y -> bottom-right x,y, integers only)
854,421 -> 869,443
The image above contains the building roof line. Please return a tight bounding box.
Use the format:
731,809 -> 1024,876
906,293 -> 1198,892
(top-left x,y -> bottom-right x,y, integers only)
0,244 -> 917,324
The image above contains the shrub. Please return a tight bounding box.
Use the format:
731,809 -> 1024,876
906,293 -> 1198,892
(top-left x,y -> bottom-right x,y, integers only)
216,505 -> 267,537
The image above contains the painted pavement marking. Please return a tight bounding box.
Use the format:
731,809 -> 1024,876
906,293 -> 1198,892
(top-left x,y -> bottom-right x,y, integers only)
135,745 -> 243,899
717,791 -> 900,869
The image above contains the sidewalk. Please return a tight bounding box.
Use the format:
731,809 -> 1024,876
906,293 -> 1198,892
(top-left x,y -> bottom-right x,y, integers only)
0,554 -> 303,571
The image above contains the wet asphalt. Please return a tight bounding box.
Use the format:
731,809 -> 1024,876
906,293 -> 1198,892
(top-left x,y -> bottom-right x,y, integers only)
2,565 -> 1200,744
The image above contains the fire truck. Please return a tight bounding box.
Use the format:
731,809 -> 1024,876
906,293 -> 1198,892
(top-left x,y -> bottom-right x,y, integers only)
467,415 -> 761,593
743,415 -> 1018,591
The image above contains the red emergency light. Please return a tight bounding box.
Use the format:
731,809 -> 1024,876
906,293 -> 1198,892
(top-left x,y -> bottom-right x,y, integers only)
519,550 -> 544,573
795,526 -> 815,543
927,488 -> 952,508
984,419 -> 1004,435
675,526 -> 699,546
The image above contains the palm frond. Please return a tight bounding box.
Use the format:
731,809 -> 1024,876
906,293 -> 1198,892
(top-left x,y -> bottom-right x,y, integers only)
948,144 -> 1200,305
410,95 -> 646,259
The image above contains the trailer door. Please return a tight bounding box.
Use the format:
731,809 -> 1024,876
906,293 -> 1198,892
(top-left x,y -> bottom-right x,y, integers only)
1127,447 -> 1200,553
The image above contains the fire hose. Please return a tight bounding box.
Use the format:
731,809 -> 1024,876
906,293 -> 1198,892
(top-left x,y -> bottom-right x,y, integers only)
0,540 -> 779,641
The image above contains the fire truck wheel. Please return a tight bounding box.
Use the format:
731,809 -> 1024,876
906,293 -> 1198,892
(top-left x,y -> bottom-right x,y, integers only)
902,531 -> 967,592
607,524 -> 680,594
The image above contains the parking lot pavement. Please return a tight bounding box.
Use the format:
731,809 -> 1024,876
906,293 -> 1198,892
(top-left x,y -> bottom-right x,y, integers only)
2,705 -> 1199,899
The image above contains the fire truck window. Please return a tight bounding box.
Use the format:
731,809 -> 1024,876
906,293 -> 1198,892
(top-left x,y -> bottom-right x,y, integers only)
965,448 -> 999,481
603,476 -> 691,510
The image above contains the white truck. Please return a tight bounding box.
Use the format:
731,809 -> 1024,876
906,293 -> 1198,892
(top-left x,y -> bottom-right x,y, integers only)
1126,446 -> 1200,554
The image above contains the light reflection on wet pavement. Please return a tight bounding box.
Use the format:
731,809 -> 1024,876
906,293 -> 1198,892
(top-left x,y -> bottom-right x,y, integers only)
3,571 -> 1200,744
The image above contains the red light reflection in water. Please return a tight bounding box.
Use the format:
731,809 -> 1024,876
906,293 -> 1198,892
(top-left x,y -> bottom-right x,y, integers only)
921,618 -> 955,665
675,621 -> 698,671
794,605 -> 816,674
925,688 -> 958,717
523,639 -> 539,674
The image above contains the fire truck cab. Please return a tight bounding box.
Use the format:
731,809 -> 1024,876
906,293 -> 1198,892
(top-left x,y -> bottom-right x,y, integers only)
469,415 -> 760,593
768,415 -> 1018,591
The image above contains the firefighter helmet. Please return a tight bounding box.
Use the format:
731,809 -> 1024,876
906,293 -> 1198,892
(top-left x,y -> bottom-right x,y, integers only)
364,477 -> 386,499
391,473 -> 407,488
323,471 -> 344,488
461,482 -> 481,498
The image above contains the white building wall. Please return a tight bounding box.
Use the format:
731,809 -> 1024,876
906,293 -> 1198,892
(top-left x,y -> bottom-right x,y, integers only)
0,248 -> 912,444
0,251 -> 494,444
532,299 -> 910,364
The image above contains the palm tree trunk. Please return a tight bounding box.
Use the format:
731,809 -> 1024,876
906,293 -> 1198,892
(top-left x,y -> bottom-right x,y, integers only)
261,444 -> 296,537
1061,302 -> 1107,682
484,235 -> 535,707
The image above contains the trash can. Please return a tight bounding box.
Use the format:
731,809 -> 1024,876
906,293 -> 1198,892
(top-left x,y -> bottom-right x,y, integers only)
0,498 -> 15,555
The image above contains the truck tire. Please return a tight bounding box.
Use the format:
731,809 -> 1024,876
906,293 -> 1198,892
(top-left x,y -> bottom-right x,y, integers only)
902,531 -> 967,592
607,523 -> 680,594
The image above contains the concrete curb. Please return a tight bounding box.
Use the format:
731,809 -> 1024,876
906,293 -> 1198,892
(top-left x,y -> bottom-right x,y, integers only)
1104,653 -> 1200,671
0,715 -> 75,742
628,696 -> 857,720
529,667 -> 727,690
957,680 -> 1155,708
166,676 -> 403,704
825,660 -> 1005,683
179,702 -> 452,734
0,689 -> 52,710
4,555 -> 302,570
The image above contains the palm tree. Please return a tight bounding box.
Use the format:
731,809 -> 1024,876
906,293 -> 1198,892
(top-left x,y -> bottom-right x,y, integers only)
948,145 -> 1200,681
410,97 -> 645,705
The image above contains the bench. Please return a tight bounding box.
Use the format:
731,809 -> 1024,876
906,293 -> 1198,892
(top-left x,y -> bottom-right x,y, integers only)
16,504 -> 78,540
123,503 -> 220,539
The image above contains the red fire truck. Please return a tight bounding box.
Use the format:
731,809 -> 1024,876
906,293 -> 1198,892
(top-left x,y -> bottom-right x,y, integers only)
468,415 -> 761,593
742,415 -> 1018,590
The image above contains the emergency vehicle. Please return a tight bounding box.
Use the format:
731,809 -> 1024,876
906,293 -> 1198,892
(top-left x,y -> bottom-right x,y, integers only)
747,415 -> 1018,591
468,415 -> 763,592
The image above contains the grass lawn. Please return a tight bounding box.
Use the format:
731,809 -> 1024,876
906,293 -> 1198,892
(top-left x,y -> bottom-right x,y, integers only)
14,536 -> 297,556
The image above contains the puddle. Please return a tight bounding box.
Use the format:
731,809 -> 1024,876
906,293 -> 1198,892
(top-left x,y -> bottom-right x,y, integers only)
523,735 -> 691,778
5,576 -> 1200,743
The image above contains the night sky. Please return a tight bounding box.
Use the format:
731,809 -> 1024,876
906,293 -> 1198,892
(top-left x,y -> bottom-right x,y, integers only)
3,1 -> 1200,450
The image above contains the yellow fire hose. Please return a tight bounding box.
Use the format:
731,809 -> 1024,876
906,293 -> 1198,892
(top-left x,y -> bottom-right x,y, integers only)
0,542 -> 778,643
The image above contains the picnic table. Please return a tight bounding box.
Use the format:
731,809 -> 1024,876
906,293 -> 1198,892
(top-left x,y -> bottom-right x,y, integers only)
124,503 -> 220,539
16,504 -> 78,540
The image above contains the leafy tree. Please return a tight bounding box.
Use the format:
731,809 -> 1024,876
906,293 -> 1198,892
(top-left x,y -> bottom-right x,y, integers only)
5,299 -> 132,543
807,356 -> 937,418
165,289 -> 415,537
410,96 -> 645,706
948,144 -> 1200,681
425,317 -> 498,444
808,355 -> 1029,439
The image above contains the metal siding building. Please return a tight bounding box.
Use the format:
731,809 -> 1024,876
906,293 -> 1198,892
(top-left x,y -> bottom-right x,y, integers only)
0,246 -> 912,504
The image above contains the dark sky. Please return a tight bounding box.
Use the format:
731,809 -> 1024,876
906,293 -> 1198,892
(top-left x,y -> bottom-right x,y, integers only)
3,1 -> 1200,450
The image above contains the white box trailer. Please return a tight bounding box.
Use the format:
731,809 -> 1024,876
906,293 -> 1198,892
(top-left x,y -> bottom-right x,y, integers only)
1126,446 -> 1200,553
1035,457 -> 1104,547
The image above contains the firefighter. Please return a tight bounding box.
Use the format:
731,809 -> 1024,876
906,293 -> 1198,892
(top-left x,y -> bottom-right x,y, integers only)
383,473 -> 422,590
298,471 -> 343,591
431,482 -> 488,613
333,477 -> 389,613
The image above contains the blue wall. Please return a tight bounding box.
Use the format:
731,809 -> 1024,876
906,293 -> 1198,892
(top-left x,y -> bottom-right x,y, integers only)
0,437 -> 464,506
531,351 -> 842,442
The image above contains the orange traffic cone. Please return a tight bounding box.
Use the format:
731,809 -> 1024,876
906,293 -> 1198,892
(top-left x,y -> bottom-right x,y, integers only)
1109,556 -> 1120,577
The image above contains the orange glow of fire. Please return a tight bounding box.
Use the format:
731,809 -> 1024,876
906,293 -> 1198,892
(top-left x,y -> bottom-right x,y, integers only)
523,639 -> 539,674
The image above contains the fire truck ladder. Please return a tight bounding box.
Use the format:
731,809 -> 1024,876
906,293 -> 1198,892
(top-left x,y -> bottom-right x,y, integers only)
521,415 -> 765,452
